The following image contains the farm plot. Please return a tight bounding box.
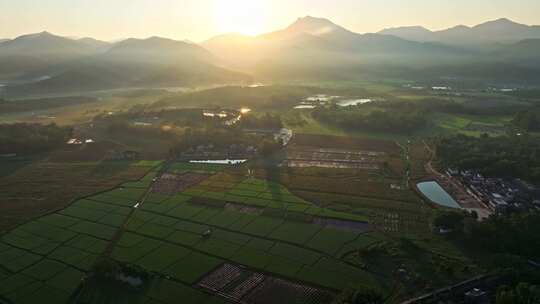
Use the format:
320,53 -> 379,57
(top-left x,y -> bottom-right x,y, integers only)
283,148 -> 384,170
198,263 -> 336,304
115,196 -> 367,289
0,210 -> 123,303
0,161 -> 152,231
152,172 -> 210,195
185,175 -> 369,223
117,192 -> 380,293
0,169 -> 162,304
290,134 -> 401,153
77,274 -> 229,304
168,162 -> 228,174
0,264 -> 83,304
0,143 -> 458,303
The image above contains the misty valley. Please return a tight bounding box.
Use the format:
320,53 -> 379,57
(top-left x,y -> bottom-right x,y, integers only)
1,8 -> 540,304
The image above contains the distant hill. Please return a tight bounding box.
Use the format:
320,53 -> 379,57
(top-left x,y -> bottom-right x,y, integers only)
105,37 -> 215,64
0,31 -> 98,58
0,32 -> 102,80
4,36 -> 249,97
203,16 -> 470,79
379,18 -> 540,46
377,26 -> 434,42
494,39 -> 540,66
201,16 -> 540,83
0,39 -> 9,44
4,16 -> 540,94
77,37 -> 111,51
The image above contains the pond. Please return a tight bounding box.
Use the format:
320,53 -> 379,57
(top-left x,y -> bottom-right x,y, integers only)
417,181 -> 461,209
305,94 -> 339,102
294,105 -> 316,109
189,159 -> 247,165
337,99 -> 372,107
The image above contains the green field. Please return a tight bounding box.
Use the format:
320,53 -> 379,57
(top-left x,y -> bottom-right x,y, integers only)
0,151 -> 480,303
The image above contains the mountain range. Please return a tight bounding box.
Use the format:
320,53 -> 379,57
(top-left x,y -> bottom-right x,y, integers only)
379,18 -> 540,46
0,33 -> 249,97
203,17 -> 474,77
1,17 -> 539,97
203,16 -> 540,81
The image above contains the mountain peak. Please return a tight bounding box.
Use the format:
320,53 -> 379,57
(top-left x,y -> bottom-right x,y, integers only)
496,17 -> 513,22
13,31 -> 63,42
378,26 -> 434,42
382,25 -> 431,32
488,18 -> 517,24
379,26 -> 432,34
474,18 -> 525,29
33,31 -> 55,37
290,16 -> 337,29
296,16 -> 334,24
446,25 -> 471,31
284,16 -> 349,37
106,36 -> 213,63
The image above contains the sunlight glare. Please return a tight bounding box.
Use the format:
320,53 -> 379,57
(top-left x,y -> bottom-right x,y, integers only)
214,0 -> 269,36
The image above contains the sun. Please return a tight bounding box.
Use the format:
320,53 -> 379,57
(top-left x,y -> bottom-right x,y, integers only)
214,0 -> 269,36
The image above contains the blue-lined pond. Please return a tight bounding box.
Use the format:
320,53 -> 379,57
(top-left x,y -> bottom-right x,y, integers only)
417,181 -> 461,209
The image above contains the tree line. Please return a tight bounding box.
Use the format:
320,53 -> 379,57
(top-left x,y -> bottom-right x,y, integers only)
433,211 -> 540,304
312,106 -> 428,134
0,123 -> 72,155
437,134 -> 540,181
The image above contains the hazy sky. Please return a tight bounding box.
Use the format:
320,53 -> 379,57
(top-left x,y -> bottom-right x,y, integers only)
1,0 -> 539,41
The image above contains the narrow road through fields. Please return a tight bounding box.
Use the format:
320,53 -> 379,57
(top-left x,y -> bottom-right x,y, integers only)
102,160 -> 172,257
422,141 -> 492,219
423,140 -> 442,178
70,161 -> 172,303
395,140 -> 411,189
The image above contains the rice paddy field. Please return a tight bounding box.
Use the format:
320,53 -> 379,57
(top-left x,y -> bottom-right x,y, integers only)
431,113 -> 512,137
0,140 -> 480,303
0,160 -> 159,232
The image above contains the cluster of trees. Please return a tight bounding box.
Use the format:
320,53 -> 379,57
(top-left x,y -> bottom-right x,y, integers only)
512,111 -> 540,132
380,98 -> 526,117
496,283 -> 540,304
170,128 -> 243,153
312,106 -> 428,134
437,134 -> 540,181
169,127 -> 281,156
239,113 -> 283,130
106,120 -> 178,140
153,85 -> 325,110
0,96 -> 97,114
434,211 -> 540,260
0,123 -> 72,154
434,210 -> 540,304
97,106 -> 249,131
506,89 -> 540,100
333,287 -> 385,304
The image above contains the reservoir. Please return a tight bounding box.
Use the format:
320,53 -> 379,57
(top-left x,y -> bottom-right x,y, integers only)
189,159 -> 247,165
417,181 -> 461,209
294,105 -> 316,109
337,99 -> 372,106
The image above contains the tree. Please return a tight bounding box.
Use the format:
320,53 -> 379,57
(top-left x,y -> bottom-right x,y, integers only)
94,258 -> 120,280
497,283 -> 540,304
333,287 -> 385,304
0,123 -> 72,154
259,139 -> 281,156
512,111 -> 540,132
352,288 -> 385,304
433,211 -> 467,233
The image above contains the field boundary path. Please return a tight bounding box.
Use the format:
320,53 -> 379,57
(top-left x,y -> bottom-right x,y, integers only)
102,160 -> 172,257
400,274 -> 496,304
395,140 -> 411,189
